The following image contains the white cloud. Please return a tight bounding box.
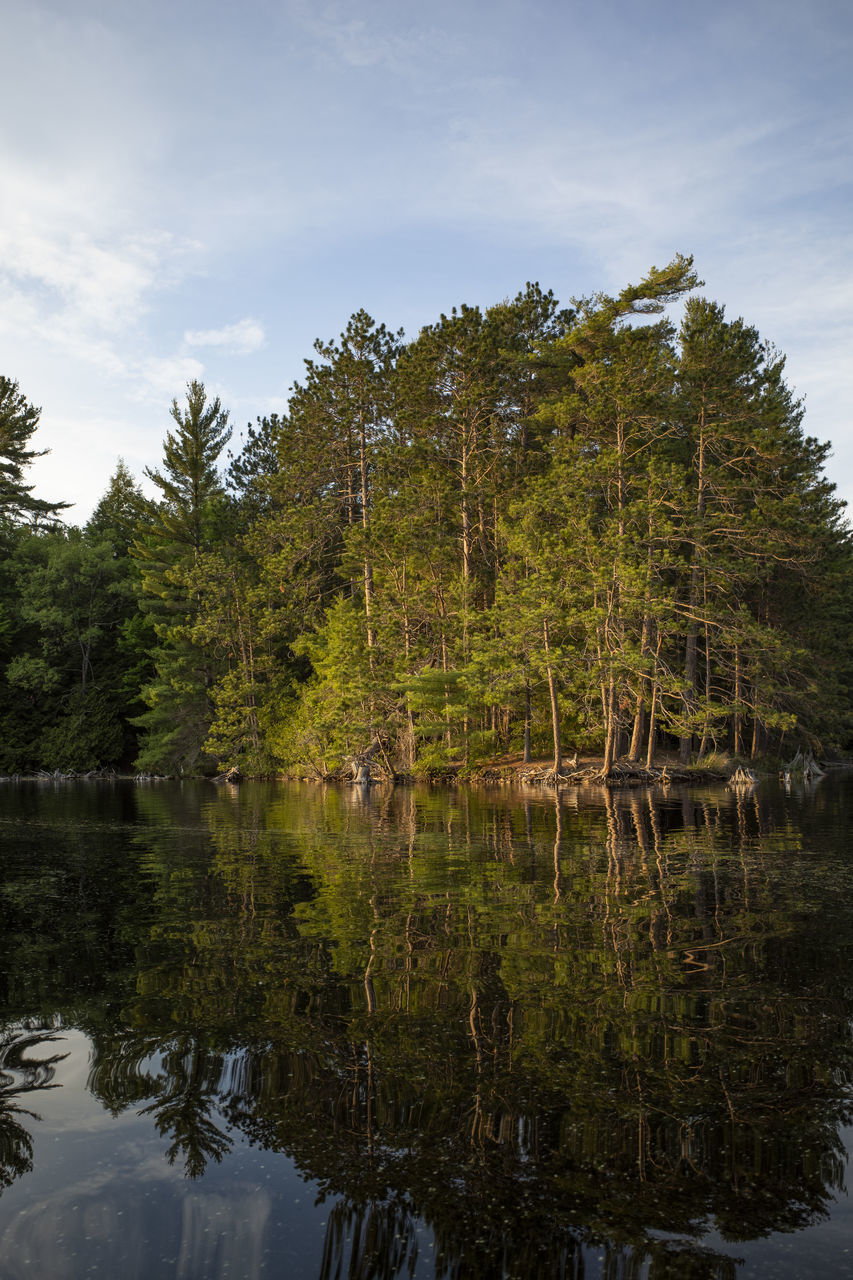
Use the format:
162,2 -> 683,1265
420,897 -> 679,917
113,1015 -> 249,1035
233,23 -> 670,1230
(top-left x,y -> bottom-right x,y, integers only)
184,318 -> 266,355
0,152 -> 204,393
0,210 -> 200,344
137,356 -> 206,401
290,0 -> 444,72
2,0 -> 850,523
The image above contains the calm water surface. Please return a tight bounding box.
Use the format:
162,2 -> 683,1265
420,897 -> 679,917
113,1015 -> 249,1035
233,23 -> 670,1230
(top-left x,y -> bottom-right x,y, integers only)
0,776 -> 851,1279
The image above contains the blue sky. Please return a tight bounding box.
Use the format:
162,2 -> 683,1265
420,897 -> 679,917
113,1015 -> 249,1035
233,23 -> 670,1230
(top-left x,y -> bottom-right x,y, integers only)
2,0 -> 851,520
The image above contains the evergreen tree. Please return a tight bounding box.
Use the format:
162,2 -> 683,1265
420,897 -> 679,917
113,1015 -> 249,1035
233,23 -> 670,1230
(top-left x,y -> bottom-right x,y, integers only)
141,380 -> 231,556
530,256 -> 699,770
673,300 -> 846,758
2,269 -> 849,778
259,314 -> 404,766
0,377 -> 68,526
87,459 -> 153,553
132,382 -> 232,774
226,414 -> 283,503
86,461 -> 157,762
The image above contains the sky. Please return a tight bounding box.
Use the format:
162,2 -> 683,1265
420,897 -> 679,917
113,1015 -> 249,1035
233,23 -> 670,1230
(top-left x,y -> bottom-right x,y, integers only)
1,0 -> 851,522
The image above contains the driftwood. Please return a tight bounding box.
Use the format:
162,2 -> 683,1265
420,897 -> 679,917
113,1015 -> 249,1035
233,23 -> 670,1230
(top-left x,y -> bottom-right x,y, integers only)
31,768 -> 117,781
728,765 -> 758,788
212,766 -> 243,784
780,749 -> 825,783
343,737 -> 395,786
0,767 -> 123,783
519,760 -> 678,788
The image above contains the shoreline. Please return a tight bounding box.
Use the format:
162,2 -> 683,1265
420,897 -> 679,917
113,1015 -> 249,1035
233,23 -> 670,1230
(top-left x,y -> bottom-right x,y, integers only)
5,754 -> 849,788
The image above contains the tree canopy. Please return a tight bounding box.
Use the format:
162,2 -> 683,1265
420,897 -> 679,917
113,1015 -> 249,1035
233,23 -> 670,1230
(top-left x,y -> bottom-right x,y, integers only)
1,260 -> 851,776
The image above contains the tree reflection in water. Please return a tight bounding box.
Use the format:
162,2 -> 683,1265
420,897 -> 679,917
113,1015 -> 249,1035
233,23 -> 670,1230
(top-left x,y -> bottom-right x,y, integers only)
1,779 -> 852,1277
138,1036 -> 233,1178
0,1022 -> 67,1192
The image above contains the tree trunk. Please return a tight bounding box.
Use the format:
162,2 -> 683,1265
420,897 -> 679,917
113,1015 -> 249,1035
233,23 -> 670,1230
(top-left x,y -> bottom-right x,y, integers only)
645,632 -> 662,770
543,618 -> 562,775
602,677 -> 618,774
645,681 -> 659,770
682,423 -> 707,763
750,705 -> 763,759
698,590 -> 713,757
679,612 -> 698,765
733,644 -> 745,755
358,412 -> 375,652
441,631 -> 452,750
628,698 -> 645,762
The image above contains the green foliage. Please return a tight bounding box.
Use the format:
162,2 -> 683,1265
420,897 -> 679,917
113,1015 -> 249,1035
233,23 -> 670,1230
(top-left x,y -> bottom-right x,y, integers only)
131,382 -> 233,774
86,458 -> 153,552
402,667 -> 468,769
0,520 -> 143,771
0,377 -> 68,525
37,686 -> 125,772
141,380 -> 231,556
278,596 -> 381,774
2,258 -> 852,774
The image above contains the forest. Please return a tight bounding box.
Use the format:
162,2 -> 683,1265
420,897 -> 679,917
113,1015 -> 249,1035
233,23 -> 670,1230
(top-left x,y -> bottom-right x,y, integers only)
1,254 -> 851,778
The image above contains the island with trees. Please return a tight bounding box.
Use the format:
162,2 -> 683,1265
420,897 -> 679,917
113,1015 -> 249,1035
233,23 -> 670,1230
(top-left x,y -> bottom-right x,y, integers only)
1,256 -> 851,780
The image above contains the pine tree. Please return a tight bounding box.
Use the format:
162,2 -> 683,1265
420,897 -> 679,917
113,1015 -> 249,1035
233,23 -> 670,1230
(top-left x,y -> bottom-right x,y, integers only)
672,299 -> 845,758
141,380 -> 231,556
532,256 -> 699,770
132,382 -> 232,774
0,377 -> 68,526
87,459 -> 153,553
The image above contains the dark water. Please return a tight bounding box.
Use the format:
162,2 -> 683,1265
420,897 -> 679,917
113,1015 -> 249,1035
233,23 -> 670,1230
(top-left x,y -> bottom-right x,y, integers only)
0,776 -> 852,1279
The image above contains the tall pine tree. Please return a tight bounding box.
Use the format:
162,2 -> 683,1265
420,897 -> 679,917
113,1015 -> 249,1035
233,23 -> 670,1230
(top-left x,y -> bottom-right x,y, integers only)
132,382 -> 231,774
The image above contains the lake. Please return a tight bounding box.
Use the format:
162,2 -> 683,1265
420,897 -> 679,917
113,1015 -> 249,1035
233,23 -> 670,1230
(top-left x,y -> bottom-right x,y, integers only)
0,775 -> 851,1279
